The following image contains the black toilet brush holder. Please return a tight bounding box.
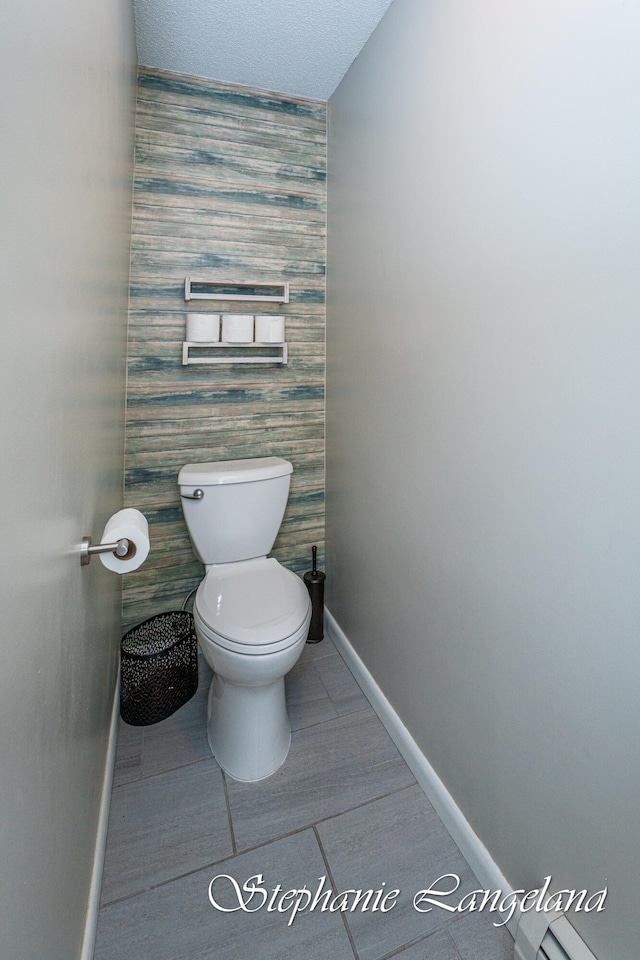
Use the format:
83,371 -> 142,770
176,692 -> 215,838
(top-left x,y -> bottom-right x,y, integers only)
303,545 -> 325,643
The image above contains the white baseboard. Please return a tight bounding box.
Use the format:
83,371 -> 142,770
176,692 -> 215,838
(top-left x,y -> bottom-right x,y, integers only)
324,607 -> 519,937
80,674 -> 120,960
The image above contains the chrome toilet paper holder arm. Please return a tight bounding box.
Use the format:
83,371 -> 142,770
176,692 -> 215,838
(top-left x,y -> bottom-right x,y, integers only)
80,536 -> 133,566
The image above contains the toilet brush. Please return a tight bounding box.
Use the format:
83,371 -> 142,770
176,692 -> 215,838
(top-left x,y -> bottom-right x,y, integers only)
303,545 -> 325,643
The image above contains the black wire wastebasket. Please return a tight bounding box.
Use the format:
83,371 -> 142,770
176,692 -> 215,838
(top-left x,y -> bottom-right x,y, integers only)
120,611 -> 198,726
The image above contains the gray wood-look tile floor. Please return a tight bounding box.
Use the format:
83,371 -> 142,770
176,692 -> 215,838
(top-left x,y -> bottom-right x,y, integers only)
94,638 -> 514,960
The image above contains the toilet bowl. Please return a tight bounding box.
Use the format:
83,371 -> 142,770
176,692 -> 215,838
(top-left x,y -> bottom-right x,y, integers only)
178,457 -> 312,781
195,557 -> 310,781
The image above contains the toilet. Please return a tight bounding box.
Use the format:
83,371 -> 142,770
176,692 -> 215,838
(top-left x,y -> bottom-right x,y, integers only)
178,456 -> 312,782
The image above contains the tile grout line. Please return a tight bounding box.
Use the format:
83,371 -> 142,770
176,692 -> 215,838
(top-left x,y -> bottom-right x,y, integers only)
221,769 -> 238,856
374,921 -> 466,960
230,779 -> 418,858
313,824 -> 361,960
441,923 -> 465,960
99,782 -> 420,910
114,700 -> 374,790
112,753 -> 219,789
290,702 -> 373,735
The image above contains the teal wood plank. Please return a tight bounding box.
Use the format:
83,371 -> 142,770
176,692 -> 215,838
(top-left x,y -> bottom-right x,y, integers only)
133,200 -> 325,233
132,174 -> 325,215
130,251 -> 325,280
135,140 -> 325,186
125,397 -> 324,425
135,120 -> 326,167
131,232 -> 325,263
137,69 -> 326,125
132,213 -> 325,251
135,97 -> 327,146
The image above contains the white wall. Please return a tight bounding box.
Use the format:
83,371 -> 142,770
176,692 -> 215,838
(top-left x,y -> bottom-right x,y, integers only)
0,1 -> 136,957
326,2 -> 640,958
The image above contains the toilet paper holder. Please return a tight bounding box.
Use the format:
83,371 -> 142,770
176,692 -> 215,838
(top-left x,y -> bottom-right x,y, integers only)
80,535 -> 135,566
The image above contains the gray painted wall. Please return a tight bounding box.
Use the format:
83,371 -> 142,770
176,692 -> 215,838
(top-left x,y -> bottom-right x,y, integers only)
326,2 -> 640,958
0,1 -> 136,957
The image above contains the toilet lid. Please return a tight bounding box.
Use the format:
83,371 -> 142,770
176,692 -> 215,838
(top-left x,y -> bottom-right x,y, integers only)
195,557 -> 311,648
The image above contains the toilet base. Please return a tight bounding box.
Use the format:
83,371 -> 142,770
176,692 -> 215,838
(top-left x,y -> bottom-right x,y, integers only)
207,673 -> 291,781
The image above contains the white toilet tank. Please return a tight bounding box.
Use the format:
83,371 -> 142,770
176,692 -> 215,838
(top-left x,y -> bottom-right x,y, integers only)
178,457 -> 293,564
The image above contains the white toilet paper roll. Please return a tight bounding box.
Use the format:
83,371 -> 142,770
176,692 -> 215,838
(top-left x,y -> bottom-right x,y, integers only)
186,313 -> 220,342
221,314 -> 254,343
99,508 -> 150,573
254,315 -> 285,343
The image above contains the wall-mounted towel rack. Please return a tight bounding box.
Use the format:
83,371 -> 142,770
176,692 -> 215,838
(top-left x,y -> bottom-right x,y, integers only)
182,278 -> 290,365
184,278 -> 289,303
182,341 -> 288,365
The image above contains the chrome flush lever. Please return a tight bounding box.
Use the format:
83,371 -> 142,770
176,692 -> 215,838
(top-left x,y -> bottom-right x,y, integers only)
180,488 -> 204,500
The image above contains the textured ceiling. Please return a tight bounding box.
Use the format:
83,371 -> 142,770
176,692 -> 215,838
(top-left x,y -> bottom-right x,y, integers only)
133,0 -> 395,101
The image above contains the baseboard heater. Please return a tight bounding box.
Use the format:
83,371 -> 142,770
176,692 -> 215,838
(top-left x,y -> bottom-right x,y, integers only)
515,909 -> 598,960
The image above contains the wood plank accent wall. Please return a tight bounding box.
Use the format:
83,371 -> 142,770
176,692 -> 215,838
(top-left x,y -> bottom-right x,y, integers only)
123,68 -> 326,629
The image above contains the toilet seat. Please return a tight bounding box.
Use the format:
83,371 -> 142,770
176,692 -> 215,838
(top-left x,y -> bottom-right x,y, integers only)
195,557 -> 311,655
